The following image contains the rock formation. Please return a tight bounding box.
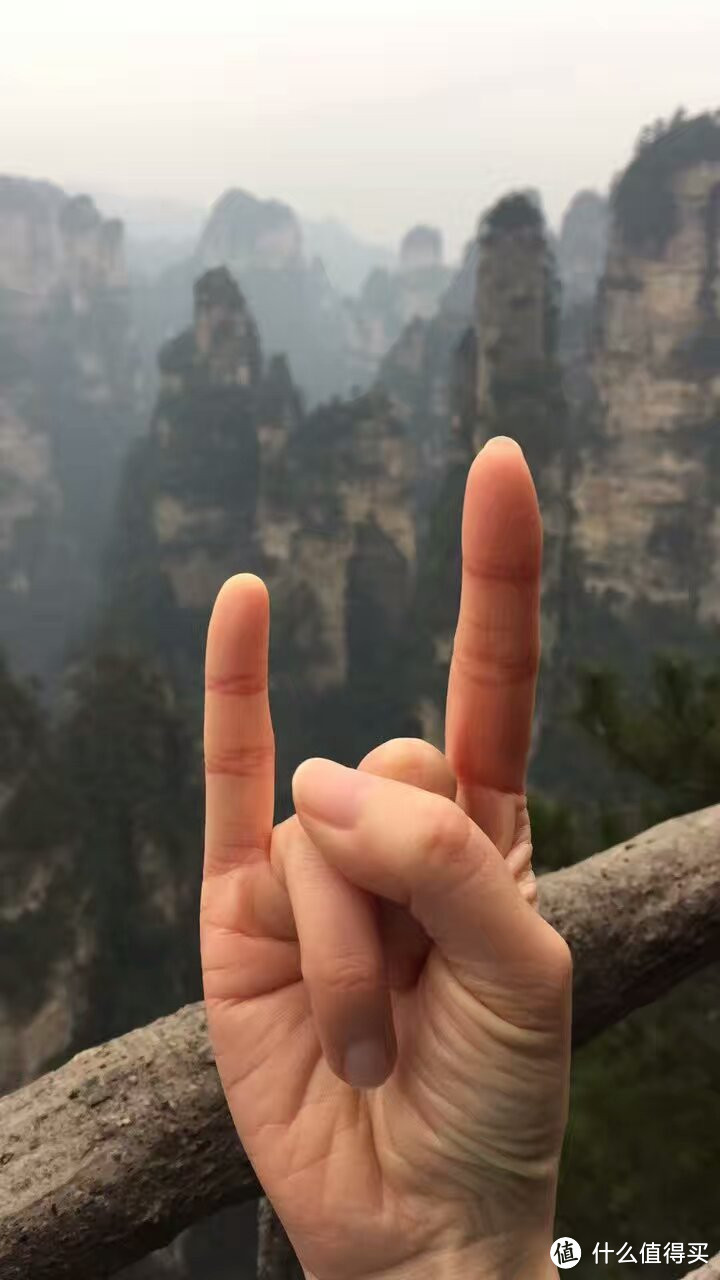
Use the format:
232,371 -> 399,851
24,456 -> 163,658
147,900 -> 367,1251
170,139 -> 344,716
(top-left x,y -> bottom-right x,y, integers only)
0,179 -> 125,301
198,189 -> 303,272
104,267 -> 268,689
376,236 -> 477,522
557,190 -> 609,309
136,197 -> 461,408
301,215 -> 394,294
104,266 -> 418,808
570,112 -> 720,662
475,196 -> 561,439
399,224 -> 443,271
474,193 -> 570,674
376,197 -> 571,749
8,121 -> 720,1280
0,177 -> 140,682
268,389 -> 416,688
137,189 -> 349,408
13,112 -> 720,1066
343,227 -> 454,392
259,379 -> 420,813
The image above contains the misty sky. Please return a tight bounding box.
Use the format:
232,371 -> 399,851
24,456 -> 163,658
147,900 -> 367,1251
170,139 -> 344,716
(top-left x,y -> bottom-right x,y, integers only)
3,1 -> 719,258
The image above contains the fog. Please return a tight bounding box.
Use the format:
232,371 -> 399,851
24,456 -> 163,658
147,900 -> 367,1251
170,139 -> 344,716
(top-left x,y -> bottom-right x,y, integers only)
3,0 -> 719,253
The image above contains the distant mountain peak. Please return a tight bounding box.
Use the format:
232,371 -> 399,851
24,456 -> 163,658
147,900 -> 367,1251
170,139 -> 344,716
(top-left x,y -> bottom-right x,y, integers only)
198,188 -> 303,271
400,224 -> 443,270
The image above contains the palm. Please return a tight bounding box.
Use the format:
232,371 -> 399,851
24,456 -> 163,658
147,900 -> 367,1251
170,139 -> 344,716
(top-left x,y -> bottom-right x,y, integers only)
201,440 -> 570,1279
203,882 -> 563,1278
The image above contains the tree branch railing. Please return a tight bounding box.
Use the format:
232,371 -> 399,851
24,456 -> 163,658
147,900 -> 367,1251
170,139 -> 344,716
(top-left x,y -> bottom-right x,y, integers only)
2,805 -> 720,1280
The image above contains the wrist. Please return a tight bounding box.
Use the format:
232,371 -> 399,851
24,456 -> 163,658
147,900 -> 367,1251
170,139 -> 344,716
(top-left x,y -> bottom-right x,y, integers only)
306,1239 -> 558,1280
384,1246 -> 557,1280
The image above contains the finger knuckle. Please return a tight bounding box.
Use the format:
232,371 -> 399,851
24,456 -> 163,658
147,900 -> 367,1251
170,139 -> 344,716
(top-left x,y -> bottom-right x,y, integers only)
418,797 -> 475,871
452,637 -> 539,689
305,951 -> 384,997
204,741 -> 274,778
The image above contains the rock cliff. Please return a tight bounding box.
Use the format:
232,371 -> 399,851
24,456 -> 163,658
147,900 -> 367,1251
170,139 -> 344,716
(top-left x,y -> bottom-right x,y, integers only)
105,266 -> 418,809
0,179 -> 125,303
557,190 -> 609,308
570,113 -> 720,661
375,236 -> 477,523
400,224 -> 444,272
343,226 -> 454,392
8,125 -> 720,1280
556,190 -> 609,405
267,389 -> 416,689
301,215 -> 394,295
137,189 -> 349,408
380,197 -> 571,749
105,267 -> 267,685
198,189 -> 303,272
474,193 -> 570,678
259,379 -> 419,812
0,177 -> 140,682
137,198 -> 460,408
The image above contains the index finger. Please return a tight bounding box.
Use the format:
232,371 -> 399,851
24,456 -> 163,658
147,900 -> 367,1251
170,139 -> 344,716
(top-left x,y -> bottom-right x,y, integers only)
203,574 -> 275,877
445,437 -> 542,848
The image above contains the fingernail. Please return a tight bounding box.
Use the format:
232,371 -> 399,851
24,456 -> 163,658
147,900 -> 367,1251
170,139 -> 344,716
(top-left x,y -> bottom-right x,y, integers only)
344,1037 -> 390,1089
292,758 -> 373,829
481,435 -> 524,455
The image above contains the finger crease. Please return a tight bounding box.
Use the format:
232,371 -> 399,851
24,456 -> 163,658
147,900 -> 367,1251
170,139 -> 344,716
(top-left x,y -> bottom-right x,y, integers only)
450,647 -> 538,686
206,674 -> 268,696
463,559 -> 539,585
205,746 -> 275,777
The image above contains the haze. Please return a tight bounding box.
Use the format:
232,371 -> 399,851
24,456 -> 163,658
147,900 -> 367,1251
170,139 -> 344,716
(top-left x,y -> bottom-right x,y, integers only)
3,0 -> 719,255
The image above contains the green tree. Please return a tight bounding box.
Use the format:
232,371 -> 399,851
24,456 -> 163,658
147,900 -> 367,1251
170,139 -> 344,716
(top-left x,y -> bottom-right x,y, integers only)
57,653 -> 204,1044
0,650 -> 203,1060
576,654 -> 720,822
547,653 -> 720,1276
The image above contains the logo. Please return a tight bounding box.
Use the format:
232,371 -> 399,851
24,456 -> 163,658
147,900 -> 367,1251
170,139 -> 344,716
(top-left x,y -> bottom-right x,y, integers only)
551,1238 -> 582,1269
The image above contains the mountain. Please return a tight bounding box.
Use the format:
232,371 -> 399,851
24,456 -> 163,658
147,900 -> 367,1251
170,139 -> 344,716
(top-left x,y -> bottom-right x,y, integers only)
131,189 -> 350,409
11,113 -> 720,1081
102,264 -> 422,815
4,118 -> 720,1277
0,176 -> 141,683
87,190 -> 206,245
403,193 -> 571,749
300,215 -> 395,294
376,235 -> 477,520
86,189 -> 207,276
557,189 -> 609,308
342,224 -> 455,392
134,200 -> 461,411
103,266 -> 275,689
569,111 -> 720,669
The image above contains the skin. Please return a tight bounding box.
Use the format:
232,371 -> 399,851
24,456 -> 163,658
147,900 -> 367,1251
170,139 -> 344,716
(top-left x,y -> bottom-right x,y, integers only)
200,436 -> 571,1280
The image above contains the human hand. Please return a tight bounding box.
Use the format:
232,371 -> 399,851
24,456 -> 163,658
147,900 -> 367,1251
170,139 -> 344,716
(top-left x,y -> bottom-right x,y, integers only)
201,437 -> 570,1280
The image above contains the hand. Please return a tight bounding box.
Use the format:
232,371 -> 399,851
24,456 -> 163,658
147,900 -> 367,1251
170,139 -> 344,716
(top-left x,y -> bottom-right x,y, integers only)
200,437 -> 571,1280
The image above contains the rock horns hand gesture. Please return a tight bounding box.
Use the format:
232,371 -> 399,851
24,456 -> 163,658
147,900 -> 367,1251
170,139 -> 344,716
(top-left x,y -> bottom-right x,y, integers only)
201,437 -> 571,1280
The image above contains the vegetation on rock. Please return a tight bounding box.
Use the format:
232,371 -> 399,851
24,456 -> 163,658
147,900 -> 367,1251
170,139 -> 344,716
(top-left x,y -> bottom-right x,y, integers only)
614,109 -> 720,257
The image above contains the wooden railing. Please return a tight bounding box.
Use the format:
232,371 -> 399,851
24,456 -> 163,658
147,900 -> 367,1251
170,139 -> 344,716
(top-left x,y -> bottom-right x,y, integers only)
2,805 -> 720,1280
